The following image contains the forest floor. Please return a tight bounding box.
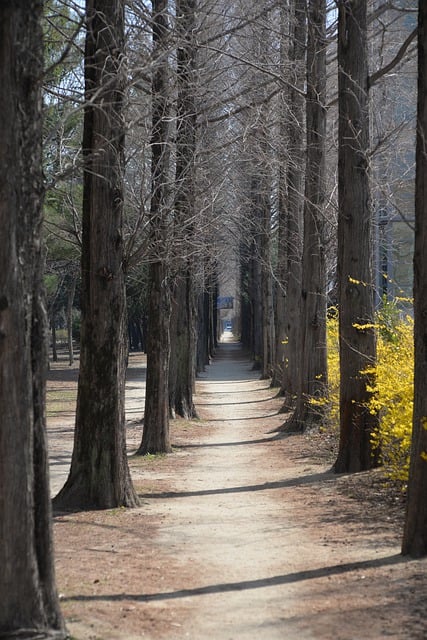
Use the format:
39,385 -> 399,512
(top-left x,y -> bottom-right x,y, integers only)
48,337 -> 427,640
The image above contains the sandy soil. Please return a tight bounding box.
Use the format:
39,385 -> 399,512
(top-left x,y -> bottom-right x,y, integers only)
48,339 -> 427,640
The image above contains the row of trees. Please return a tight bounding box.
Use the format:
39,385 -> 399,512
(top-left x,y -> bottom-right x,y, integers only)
52,0 -> 221,509
236,0 -> 416,474
41,0 -> 416,484
1,0 -> 427,636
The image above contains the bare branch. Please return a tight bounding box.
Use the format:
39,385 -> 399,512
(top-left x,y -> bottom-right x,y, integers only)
369,26 -> 417,87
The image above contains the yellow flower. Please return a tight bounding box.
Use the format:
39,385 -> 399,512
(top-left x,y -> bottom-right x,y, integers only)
319,311 -> 414,484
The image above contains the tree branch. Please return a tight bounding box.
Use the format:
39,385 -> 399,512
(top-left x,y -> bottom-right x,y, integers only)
369,27 -> 417,87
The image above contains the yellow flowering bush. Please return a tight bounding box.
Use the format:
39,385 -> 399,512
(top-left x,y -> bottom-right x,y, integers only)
315,304 -> 414,483
308,308 -> 340,429
367,313 -> 414,482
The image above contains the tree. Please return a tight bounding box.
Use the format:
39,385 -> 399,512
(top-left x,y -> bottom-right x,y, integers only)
334,0 -> 379,473
287,0 -> 328,431
43,0 -> 85,366
224,0 -> 277,372
169,0 -> 199,419
402,0 -> 427,557
54,0 -> 139,508
136,0 -> 173,454
0,1 -> 66,636
272,0 -> 290,388
65,266 -> 78,365
279,0 -> 306,402
368,3 -> 417,309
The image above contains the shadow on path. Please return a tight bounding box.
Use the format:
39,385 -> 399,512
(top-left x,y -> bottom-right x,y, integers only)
197,341 -> 260,382
137,470 -> 337,500
173,435 -> 279,449
63,554 -> 406,604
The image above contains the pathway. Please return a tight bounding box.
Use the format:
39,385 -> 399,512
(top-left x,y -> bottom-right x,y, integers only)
50,340 -> 427,639
141,341 -> 402,639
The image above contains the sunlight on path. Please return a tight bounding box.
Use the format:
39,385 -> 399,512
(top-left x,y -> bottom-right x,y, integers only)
48,343 -> 410,640
147,342 -> 402,640
154,342 -> 313,639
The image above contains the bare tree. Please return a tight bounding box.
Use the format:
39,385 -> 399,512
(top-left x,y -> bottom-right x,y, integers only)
0,1 -> 66,635
169,0 -> 199,419
272,0 -> 290,388
136,0 -> 173,453
287,0 -> 328,431
54,0 -> 139,507
334,0 -> 379,473
280,0 -> 306,402
402,0 -> 427,558
368,2 -> 417,308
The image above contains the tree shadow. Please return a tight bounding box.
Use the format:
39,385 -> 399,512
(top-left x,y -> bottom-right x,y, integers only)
196,395 -> 278,407
173,435 -> 279,450
125,367 -> 147,382
62,553 -> 406,604
137,469 -> 337,500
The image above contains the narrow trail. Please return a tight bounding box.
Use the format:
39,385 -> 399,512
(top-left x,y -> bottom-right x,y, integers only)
50,340 -> 427,640
153,341 -> 298,639
140,340 -> 402,640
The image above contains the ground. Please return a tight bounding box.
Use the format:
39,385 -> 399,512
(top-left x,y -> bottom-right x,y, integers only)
48,340 -> 427,640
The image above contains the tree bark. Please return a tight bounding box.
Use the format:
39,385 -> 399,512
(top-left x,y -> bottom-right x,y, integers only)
240,243 -> 254,351
0,2 -> 66,635
169,273 -> 197,420
136,0 -> 173,453
54,0 -> 139,508
402,0 -> 427,557
51,314 -> 58,363
261,170 -> 275,380
169,0 -> 199,419
250,180 -> 264,369
287,0 -> 328,432
198,287 -> 211,371
272,0 -> 289,389
138,261 -> 172,453
334,0 -> 379,473
66,269 -> 77,366
280,0 -> 306,405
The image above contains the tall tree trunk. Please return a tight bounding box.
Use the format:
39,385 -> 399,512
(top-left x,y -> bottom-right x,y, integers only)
169,272 -> 197,419
240,243 -> 253,351
280,0 -> 306,406
138,261 -> 172,453
66,269 -> 77,366
334,0 -> 379,473
287,0 -> 327,432
169,291 -> 179,419
137,0 -> 172,453
274,161 -> 288,388
261,173 -> 275,380
209,274 -> 218,357
169,0 -> 198,419
0,2 -> 66,635
402,1 -> 427,557
51,313 -> 58,362
272,0 -> 290,388
54,0 -> 139,508
196,282 -> 210,373
250,181 -> 264,369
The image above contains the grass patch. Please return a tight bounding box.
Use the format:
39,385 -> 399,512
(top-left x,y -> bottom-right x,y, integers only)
46,389 -> 77,417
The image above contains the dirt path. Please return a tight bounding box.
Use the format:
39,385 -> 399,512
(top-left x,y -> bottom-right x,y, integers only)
50,341 -> 427,639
